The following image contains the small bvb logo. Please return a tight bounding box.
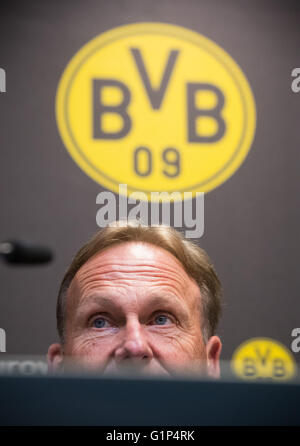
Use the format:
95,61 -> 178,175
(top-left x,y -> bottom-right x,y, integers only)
231,337 -> 296,381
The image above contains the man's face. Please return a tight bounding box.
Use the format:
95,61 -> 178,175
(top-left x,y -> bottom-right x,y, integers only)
48,242 -> 221,377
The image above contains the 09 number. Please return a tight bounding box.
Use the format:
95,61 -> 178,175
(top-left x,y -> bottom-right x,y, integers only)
133,146 -> 181,178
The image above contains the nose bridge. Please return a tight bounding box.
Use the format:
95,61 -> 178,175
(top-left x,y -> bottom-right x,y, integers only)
126,315 -> 146,347
114,314 -> 152,361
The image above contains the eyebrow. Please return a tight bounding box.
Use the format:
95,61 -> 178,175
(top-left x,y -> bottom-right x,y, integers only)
76,293 -> 192,318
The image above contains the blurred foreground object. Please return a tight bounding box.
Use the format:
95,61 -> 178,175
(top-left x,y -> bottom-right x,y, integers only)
0,240 -> 53,265
0,370 -> 300,425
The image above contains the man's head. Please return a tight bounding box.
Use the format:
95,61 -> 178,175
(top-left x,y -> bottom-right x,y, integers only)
48,221 -> 222,377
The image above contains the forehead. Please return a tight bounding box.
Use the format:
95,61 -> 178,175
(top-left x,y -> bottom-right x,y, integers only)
67,241 -> 200,306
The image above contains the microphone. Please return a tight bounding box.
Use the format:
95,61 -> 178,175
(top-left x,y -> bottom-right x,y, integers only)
0,240 -> 53,265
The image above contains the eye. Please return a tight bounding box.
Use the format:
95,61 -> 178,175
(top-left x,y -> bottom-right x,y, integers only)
153,314 -> 172,326
92,317 -> 109,329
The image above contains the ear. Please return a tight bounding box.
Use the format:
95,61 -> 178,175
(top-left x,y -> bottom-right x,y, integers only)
205,336 -> 222,378
47,343 -> 64,372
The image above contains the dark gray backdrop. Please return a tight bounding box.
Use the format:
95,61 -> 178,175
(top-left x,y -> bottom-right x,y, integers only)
0,0 -> 299,362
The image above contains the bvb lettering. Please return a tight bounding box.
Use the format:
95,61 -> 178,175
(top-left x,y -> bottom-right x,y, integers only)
92,48 -> 226,145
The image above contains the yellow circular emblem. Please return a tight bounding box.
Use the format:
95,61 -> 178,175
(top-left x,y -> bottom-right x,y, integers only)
231,337 -> 297,381
56,23 -> 256,199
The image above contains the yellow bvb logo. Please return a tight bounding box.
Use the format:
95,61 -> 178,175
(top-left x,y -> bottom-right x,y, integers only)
231,338 -> 297,381
56,23 -> 256,199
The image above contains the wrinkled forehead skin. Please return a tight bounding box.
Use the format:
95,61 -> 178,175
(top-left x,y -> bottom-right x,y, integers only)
65,241 -> 203,335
